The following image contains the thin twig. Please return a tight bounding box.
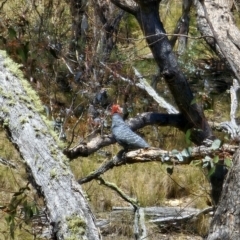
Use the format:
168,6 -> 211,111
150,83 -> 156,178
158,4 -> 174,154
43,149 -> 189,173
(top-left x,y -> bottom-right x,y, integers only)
97,177 -> 139,209
78,150 -> 125,184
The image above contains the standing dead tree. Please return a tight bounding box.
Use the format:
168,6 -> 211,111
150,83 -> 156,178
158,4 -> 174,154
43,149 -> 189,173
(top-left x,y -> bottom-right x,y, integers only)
195,0 -> 240,82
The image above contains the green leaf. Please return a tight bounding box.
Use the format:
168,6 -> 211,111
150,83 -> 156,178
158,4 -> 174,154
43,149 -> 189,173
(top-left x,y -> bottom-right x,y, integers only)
190,97 -> 197,105
202,156 -> 212,169
31,204 -> 39,215
203,155 -> 212,162
213,155 -> 219,163
224,158 -> 232,168
211,139 -> 221,150
171,149 -> 179,155
185,129 -> 191,145
191,160 -> 202,166
5,215 -> 12,224
202,162 -> 209,168
208,166 -> 216,177
181,147 -> 192,157
224,135 -> 230,141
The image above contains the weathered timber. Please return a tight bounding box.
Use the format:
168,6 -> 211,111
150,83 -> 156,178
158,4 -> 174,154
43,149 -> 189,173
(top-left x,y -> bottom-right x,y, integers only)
195,0 -> 240,82
78,144 -> 237,184
219,79 -> 240,140
100,206 -> 213,228
0,51 -> 100,240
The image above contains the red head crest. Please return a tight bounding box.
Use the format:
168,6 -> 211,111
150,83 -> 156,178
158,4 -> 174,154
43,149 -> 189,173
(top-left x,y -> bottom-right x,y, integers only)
111,104 -> 122,114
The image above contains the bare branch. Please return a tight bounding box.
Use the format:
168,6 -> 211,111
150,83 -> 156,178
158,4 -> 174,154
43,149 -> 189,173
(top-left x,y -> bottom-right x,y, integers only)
64,112 -> 187,159
0,157 -> 16,169
134,207 -> 148,240
217,79 -> 240,139
78,150 -> 125,184
94,177 -> 148,239
97,177 -> 139,209
77,144 -> 237,184
133,68 -> 178,113
150,206 -> 213,225
64,134 -> 116,159
101,62 -> 178,113
125,144 -> 237,163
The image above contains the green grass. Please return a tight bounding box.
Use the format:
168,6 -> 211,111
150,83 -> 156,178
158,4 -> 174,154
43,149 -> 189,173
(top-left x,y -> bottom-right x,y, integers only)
0,127 -> 47,239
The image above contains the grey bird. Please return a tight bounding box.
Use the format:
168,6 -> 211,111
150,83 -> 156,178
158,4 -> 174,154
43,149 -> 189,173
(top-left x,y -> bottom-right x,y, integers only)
111,104 -> 149,150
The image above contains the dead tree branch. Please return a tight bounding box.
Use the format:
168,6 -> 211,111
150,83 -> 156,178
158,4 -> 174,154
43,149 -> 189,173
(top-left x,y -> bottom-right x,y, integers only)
107,206 -> 213,229
101,62 -> 178,113
0,157 -> 16,169
78,144 -> 237,184
150,206 -> 213,225
64,112 -> 188,159
96,177 -> 147,240
219,79 -> 240,139
97,177 -> 139,209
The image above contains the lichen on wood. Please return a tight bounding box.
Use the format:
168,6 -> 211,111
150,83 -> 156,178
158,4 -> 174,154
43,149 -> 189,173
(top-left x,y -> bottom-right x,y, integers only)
0,51 -> 100,240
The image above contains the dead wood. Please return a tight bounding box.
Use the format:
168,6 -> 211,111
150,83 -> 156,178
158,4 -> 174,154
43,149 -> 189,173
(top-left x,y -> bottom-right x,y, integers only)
0,51 -> 100,240
78,144 -> 237,184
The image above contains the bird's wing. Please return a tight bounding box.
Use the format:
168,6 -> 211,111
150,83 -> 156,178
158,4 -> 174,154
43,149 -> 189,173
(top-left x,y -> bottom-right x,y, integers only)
113,124 -> 149,149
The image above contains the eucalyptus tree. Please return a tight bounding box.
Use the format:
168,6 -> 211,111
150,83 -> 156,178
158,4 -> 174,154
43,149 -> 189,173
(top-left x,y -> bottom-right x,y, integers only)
109,0 -> 213,144
107,1 -> 240,239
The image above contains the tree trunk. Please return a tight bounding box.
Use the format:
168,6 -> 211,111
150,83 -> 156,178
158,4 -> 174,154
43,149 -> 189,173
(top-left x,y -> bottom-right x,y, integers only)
207,148 -> 240,240
195,0 -> 240,82
95,0 -> 124,62
111,0 -> 213,144
0,51 -> 100,240
170,0 -> 193,55
69,0 -> 88,52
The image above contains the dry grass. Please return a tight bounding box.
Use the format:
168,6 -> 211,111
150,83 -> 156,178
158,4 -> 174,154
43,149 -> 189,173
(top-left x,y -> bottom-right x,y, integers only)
70,129 -> 211,238
72,158 -> 210,209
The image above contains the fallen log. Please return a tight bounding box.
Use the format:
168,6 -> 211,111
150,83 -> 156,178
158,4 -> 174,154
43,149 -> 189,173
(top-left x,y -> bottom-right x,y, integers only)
0,51 -> 100,240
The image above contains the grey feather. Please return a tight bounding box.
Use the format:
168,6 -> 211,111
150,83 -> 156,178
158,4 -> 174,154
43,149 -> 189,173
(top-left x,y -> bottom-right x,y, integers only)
112,113 -> 149,150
